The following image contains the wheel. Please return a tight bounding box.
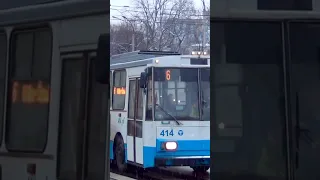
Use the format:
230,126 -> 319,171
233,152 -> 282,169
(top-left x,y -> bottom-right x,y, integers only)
191,166 -> 210,173
114,136 -> 127,173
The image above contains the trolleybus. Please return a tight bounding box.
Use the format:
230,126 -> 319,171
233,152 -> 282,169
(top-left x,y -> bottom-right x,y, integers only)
109,51 -> 210,173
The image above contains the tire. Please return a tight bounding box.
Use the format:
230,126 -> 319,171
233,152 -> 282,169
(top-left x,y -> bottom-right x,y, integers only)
114,136 -> 127,173
191,166 -> 210,173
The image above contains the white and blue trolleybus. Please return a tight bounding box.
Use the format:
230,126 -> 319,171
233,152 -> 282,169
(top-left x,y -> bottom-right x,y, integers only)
109,51 -> 210,173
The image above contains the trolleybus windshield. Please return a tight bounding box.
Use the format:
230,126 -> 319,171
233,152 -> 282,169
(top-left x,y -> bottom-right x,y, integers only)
153,67 -> 201,121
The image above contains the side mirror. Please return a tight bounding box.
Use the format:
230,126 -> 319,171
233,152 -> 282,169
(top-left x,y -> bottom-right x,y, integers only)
95,33 -> 109,84
140,72 -> 147,88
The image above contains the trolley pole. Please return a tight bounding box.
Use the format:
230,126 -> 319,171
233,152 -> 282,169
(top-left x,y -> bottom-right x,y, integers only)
132,32 -> 135,51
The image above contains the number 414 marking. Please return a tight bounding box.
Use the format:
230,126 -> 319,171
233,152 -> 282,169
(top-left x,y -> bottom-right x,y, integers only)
160,129 -> 174,136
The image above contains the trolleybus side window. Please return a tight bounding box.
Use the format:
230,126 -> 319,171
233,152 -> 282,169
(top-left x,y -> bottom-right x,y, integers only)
215,85 -> 243,137
32,30 -> 52,79
0,33 -> 6,146
112,70 -> 126,110
146,74 -> 153,120
200,68 -> 210,120
6,27 -> 52,152
110,70 -> 112,108
137,79 -> 143,120
128,80 -> 136,119
211,21 -> 287,179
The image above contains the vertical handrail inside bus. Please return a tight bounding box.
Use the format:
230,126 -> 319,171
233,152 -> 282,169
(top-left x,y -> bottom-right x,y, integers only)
95,33 -> 110,178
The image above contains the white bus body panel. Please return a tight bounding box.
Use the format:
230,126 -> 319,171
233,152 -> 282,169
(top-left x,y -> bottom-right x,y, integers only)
0,13 -> 108,180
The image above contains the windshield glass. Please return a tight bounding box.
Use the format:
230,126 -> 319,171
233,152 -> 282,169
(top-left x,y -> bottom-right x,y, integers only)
153,68 -> 200,120
201,68 -> 210,120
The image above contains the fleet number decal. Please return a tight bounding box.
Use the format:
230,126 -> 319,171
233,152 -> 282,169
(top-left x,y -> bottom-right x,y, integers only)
159,129 -> 184,136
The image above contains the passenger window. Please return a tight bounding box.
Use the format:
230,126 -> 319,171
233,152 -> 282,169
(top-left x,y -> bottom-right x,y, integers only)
110,71 -> 112,108
0,33 -> 6,146
120,71 -> 126,86
32,30 -> 52,79
12,32 -> 33,78
136,80 -> 143,119
6,28 -> 52,152
128,80 -> 136,119
211,21 -> 287,179
112,70 -> 126,110
146,76 -> 153,120
215,85 -> 243,137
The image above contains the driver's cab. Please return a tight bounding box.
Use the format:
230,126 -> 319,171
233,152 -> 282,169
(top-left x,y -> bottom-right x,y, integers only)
139,66 -> 210,122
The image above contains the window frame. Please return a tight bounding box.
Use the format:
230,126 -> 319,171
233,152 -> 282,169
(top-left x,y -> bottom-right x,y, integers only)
145,71 -> 153,121
128,79 -> 136,119
136,78 -> 143,120
0,31 -> 7,147
5,26 -> 52,153
200,68 -> 210,121
110,70 -> 112,109
9,27 -> 52,81
112,69 -> 127,110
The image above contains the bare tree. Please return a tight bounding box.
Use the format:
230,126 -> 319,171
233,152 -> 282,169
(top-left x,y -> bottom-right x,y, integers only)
110,22 -> 146,55
130,0 -> 198,51
187,0 -> 210,53
163,0 -> 199,53
201,0 -> 210,46
112,0 -> 210,54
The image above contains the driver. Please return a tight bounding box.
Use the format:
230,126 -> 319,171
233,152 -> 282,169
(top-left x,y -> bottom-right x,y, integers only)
190,97 -> 199,118
166,94 -> 176,110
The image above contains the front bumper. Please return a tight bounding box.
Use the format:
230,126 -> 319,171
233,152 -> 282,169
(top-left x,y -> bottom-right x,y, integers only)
155,156 -> 210,166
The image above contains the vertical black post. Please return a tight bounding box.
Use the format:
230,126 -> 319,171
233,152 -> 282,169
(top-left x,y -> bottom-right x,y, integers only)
95,33 -> 111,179
281,21 -> 293,180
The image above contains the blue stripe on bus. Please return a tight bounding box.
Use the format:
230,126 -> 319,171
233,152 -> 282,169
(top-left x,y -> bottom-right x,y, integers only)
143,139 -> 210,168
110,141 -> 114,159
110,139 -> 209,168
109,140 -> 127,162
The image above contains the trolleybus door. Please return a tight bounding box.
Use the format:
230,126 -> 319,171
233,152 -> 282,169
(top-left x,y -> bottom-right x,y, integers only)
135,79 -> 144,165
86,53 -> 110,180
58,51 -> 109,180
288,21 -> 320,180
58,54 -> 87,180
127,79 -> 136,163
127,78 -> 144,164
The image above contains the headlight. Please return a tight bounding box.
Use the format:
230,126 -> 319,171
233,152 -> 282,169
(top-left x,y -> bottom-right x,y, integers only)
162,142 -> 177,150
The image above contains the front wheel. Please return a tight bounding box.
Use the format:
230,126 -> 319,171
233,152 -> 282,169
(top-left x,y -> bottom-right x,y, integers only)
191,166 -> 210,173
114,136 -> 127,173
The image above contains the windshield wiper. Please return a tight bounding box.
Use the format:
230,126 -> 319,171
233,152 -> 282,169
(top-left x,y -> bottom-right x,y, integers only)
155,104 -> 182,125
200,99 -> 207,121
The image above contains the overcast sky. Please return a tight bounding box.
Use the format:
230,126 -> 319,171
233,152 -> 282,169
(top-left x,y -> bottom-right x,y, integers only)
110,0 -> 209,24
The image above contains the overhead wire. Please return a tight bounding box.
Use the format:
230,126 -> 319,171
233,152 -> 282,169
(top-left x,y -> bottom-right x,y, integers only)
110,4 -> 209,26
110,4 -> 208,11
110,5 -> 209,25
110,4 -> 210,15
111,8 -> 209,17
110,4 -> 210,51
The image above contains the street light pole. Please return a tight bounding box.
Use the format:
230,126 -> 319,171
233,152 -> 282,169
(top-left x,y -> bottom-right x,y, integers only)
122,16 -> 135,52
112,15 -> 135,52
131,31 -> 135,51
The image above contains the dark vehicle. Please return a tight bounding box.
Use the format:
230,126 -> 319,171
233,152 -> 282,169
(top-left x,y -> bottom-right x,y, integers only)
211,1 -> 320,179
0,1 -> 110,180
